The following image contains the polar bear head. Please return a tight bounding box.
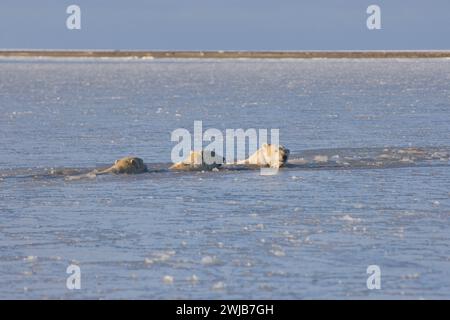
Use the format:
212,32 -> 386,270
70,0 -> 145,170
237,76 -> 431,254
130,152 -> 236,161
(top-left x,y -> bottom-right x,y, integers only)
109,157 -> 147,174
260,143 -> 290,168
242,144 -> 289,168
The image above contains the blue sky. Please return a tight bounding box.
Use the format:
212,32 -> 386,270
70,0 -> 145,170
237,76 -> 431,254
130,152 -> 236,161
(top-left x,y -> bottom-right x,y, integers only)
0,0 -> 449,50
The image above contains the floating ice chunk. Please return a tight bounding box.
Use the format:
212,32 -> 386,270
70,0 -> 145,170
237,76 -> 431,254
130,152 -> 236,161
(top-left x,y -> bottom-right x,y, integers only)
431,152 -> 449,159
163,275 -> 174,284
24,256 -> 37,262
340,214 -> 362,223
243,261 -> 253,267
201,255 -> 219,265
212,281 -> 226,290
313,155 -> 328,163
270,245 -> 285,257
145,250 -> 176,265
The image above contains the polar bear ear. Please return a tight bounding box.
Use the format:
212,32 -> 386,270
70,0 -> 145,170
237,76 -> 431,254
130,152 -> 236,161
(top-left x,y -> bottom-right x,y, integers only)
114,160 -> 119,165
262,143 -> 269,148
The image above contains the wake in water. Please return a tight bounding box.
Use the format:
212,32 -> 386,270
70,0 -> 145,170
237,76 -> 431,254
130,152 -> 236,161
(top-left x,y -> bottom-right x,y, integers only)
287,146 -> 450,170
1,146 -> 449,181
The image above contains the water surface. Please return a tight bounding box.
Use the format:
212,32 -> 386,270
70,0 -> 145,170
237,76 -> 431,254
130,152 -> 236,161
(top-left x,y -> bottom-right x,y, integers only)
0,58 -> 449,299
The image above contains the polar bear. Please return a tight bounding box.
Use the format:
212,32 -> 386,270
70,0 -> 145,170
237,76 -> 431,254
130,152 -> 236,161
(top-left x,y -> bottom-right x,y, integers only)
235,144 -> 290,168
169,150 -> 225,171
96,156 -> 148,174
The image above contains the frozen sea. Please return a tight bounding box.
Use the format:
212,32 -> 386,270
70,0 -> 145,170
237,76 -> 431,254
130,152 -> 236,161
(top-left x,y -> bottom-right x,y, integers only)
0,58 -> 449,299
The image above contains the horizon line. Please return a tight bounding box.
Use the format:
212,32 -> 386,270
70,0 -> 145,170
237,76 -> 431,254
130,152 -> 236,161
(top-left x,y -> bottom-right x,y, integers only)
1,50 -> 450,59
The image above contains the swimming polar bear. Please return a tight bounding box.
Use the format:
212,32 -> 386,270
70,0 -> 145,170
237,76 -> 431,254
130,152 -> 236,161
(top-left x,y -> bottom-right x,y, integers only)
234,144 -> 290,168
96,156 -> 148,174
63,156 -> 147,180
169,150 -> 225,171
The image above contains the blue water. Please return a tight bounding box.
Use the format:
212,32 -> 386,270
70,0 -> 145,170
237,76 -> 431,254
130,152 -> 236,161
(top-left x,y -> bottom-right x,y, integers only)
0,58 -> 449,299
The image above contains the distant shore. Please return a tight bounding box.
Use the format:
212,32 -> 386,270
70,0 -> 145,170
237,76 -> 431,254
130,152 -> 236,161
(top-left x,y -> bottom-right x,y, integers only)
1,50 -> 450,59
